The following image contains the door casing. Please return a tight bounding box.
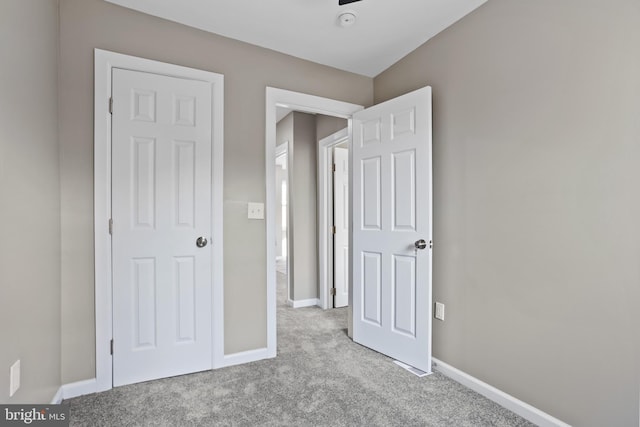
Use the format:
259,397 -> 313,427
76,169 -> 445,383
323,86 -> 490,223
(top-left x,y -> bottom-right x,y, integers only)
94,49 -> 224,392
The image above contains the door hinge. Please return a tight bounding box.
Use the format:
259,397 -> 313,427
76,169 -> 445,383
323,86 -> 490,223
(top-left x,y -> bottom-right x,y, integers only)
330,288 -> 336,296
110,339 -> 113,355
332,163 -> 336,172
108,218 -> 113,235
332,226 -> 336,234
109,97 -> 113,114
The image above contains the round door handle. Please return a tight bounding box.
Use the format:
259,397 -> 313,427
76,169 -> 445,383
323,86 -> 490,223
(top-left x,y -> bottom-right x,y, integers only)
196,237 -> 208,248
415,239 -> 427,250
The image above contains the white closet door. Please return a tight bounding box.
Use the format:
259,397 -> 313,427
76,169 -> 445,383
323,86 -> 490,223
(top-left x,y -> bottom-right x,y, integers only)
111,68 -> 213,386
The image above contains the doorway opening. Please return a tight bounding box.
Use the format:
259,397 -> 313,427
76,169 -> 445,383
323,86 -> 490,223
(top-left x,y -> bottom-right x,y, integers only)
274,109 -> 349,309
265,88 -> 363,356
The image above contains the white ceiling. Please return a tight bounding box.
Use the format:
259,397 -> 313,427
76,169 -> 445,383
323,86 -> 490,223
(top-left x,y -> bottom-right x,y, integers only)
105,0 -> 486,77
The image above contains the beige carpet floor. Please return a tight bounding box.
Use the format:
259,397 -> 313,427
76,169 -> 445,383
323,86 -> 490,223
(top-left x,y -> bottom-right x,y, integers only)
66,272 -> 534,426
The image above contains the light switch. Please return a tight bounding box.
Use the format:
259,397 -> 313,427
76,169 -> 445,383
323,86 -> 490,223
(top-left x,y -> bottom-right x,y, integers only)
248,202 -> 264,220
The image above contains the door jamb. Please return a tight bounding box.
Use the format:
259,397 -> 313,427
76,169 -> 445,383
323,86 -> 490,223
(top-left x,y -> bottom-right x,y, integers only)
94,49 -> 225,392
274,142 -> 291,305
318,128 -> 349,310
265,87 -> 363,357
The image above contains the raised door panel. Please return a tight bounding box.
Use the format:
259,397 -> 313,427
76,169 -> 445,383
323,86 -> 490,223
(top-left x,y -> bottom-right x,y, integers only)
361,157 -> 382,231
360,118 -> 381,147
392,255 -> 416,338
173,140 -> 196,228
361,251 -> 382,326
390,108 -> 415,141
392,149 -> 416,232
174,256 -> 196,343
173,95 -> 196,127
132,257 -> 157,349
132,137 -> 156,229
132,89 -> 156,122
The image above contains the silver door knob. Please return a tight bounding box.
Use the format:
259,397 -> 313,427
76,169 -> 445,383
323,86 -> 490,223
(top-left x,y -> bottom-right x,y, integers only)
414,239 -> 427,250
196,237 -> 208,248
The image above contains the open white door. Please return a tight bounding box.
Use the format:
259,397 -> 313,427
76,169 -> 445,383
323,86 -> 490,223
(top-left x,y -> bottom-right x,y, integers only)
111,68 -> 213,386
333,146 -> 349,308
352,86 -> 432,372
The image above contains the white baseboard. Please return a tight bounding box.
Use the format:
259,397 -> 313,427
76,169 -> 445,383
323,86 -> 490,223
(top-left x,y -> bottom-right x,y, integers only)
56,378 -> 99,402
50,386 -> 64,404
287,298 -> 320,308
221,347 -> 271,368
432,358 -> 571,427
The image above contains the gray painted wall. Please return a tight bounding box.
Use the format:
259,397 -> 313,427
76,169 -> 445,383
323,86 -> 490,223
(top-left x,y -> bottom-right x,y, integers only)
58,0 -> 372,383
290,112 -> 318,301
316,115 -> 348,142
0,0 -> 61,404
374,1 -> 640,425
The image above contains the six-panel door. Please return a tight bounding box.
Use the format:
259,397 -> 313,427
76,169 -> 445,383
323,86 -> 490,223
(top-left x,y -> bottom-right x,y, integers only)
111,68 -> 213,386
352,87 -> 433,373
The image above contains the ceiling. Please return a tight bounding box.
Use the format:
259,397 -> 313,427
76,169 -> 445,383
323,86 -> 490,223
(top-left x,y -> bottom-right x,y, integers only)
105,0 -> 486,77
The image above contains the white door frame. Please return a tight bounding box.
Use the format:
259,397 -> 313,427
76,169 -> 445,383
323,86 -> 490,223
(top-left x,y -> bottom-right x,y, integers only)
265,87 -> 363,356
94,49 -> 224,392
318,128 -> 349,310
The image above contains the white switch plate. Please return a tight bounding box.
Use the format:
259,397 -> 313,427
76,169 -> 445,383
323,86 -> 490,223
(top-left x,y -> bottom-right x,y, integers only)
9,359 -> 20,397
248,202 -> 264,220
434,302 -> 445,321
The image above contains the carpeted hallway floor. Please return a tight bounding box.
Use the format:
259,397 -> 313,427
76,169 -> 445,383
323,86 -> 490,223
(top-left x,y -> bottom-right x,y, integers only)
66,271 -> 535,426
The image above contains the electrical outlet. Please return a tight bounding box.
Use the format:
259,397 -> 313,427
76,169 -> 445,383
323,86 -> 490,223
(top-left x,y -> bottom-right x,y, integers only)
434,302 -> 445,321
247,202 -> 264,220
9,360 -> 20,397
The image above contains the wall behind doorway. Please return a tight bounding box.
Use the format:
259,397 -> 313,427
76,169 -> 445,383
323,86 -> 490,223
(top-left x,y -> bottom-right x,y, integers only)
316,115 -> 348,142
277,112 -> 319,302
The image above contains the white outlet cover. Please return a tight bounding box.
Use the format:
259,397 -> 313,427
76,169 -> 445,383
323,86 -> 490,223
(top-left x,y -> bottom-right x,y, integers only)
9,359 -> 20,397
435,302 -> 445,321
247,202 -> 264,220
